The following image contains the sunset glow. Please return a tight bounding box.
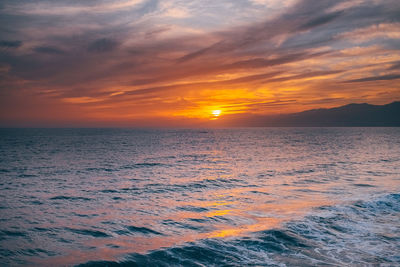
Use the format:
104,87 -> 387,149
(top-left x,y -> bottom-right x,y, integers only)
0,0 -> 399,127
211,110 -> 221,117
1,2 -> 399,264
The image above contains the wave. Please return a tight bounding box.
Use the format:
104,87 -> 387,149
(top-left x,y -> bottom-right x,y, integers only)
50,195 -> 92,201
115,226 -> 163,236
65,228 -> 111,238
77,193 -> 400,266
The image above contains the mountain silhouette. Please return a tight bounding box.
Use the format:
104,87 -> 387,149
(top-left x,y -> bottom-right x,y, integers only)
217,102 -> 400,126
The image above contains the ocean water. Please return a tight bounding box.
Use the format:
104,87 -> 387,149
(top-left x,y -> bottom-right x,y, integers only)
0,128 -> 399,266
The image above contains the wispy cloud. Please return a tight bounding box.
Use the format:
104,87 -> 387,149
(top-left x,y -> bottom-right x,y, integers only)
344,74 -> 400,83
3,0 -> 146,15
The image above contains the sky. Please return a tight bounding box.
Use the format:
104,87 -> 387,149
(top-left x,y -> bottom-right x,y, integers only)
0,0 -> 399,127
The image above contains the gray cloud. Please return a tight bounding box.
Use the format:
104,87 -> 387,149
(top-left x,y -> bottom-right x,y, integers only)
87,38 -> 119,53
0,40 -> 22,48
389,61 -> 400,70
34,46 -> 65,54
344,74 -> 400,83
298,11 -> 344,31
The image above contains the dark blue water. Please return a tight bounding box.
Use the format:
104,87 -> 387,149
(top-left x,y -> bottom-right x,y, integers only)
0,128 -> 399,266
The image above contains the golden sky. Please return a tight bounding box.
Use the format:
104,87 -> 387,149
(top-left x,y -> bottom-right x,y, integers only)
0,0 -> 399,126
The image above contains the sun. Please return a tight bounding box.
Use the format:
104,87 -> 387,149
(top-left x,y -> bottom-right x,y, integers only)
211,110 -> 221,117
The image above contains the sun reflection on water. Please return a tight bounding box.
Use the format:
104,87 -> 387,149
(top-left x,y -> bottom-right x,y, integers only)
20,128 -> 400,266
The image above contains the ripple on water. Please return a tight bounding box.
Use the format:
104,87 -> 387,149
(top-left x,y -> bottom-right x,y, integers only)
77,193 -> 400,266
50,196 -> 92,201
114,226 -> 163,236
65,228 -> 111,238
1,128 -> 400,266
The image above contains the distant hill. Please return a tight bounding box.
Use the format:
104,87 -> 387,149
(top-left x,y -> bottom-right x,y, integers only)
217,102 -> 400,126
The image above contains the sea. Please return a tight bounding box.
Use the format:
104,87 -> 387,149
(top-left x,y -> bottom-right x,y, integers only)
0,128 -> 399,266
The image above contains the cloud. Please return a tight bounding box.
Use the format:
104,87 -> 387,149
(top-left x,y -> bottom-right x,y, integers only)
177,41 -> 223,62
344,74 -> 400,83
34,46 -> 65,55
62,96 -> 104,104
3,0 -> 146,15
389,61 -> 400,70
162,7 -> 190,18
0,40 -> 22,48
1,0 -> 399,126
224,51 -> 331,70
87,38 -> 119,53
337,23 -> 400,43
298,11 -> 344,31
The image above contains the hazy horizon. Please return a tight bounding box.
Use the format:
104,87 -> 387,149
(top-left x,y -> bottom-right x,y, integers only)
0,100 -> 398,127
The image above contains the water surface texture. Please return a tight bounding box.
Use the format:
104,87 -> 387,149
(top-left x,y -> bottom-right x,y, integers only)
0,128 -> 399,266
